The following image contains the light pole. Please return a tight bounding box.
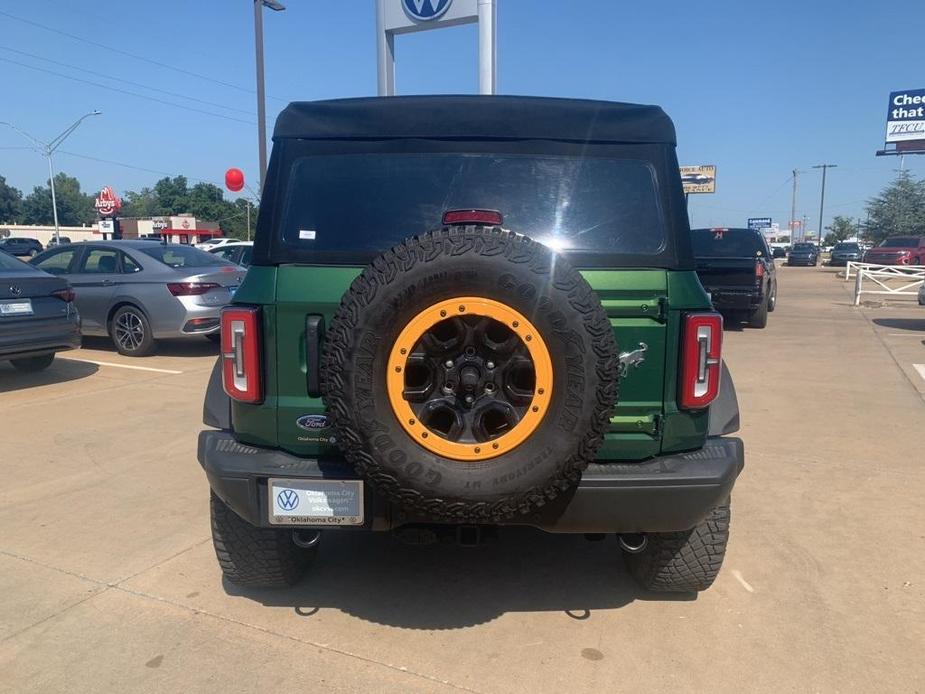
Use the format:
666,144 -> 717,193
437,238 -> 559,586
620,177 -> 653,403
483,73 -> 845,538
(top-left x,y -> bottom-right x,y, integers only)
1,111 -> 101,244
812,164 -> 837,248
253,0 -> 285,194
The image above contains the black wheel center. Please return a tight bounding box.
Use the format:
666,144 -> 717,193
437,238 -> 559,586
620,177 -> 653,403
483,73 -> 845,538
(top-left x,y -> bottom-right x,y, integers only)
401,314 -> 535,443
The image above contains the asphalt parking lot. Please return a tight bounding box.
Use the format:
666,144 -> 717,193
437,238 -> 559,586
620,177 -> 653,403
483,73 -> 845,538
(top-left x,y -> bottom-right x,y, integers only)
1,266 -> 923,693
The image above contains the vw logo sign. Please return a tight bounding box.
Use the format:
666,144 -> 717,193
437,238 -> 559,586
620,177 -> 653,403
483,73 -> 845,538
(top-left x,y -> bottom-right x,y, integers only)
402,0 -> 452,21
276,489 -> 300,511
9,285 -> 23,296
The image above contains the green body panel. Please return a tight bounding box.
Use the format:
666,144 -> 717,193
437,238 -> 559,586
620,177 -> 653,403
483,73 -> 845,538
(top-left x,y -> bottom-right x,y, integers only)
230,264 -> 712,461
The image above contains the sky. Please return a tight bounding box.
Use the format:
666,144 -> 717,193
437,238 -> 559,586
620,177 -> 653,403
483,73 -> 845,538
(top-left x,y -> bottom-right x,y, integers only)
1,0 -> 924,235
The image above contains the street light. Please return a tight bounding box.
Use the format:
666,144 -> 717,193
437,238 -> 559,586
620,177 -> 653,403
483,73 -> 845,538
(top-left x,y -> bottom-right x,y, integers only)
253,0 -> 285,194
1,110 -> 102,244
812,164 -> 837,247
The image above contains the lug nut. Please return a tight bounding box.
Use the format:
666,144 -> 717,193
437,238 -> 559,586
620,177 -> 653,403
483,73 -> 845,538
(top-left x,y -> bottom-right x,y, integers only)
445,360 -> 454,369
465,395 -> 475,404
486,361 -> 495,370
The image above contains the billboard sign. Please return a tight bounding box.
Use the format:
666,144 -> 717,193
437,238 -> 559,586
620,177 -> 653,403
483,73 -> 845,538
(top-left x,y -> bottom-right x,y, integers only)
94,186 -> 122,217
885,89 -> 925,144
748,217 -> 772,231
680,165 -> 716,194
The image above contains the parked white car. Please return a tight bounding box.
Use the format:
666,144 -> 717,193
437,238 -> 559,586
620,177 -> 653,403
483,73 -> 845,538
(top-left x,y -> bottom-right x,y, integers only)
195,237 -> 238,251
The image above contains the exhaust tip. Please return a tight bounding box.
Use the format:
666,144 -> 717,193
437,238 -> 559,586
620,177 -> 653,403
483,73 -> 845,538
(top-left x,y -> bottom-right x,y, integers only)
292,529 -> 321,549
617,533 -> 648,554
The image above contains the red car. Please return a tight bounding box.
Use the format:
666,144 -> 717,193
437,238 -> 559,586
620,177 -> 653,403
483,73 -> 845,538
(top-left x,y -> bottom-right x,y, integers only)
864,236 -> 925,265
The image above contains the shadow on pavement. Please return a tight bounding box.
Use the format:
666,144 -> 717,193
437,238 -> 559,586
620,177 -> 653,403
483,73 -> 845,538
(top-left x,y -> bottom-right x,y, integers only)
872,318 -> 925,332
80,335 -> 219,358
224,528 -> 692,629
0,356 -> 99,393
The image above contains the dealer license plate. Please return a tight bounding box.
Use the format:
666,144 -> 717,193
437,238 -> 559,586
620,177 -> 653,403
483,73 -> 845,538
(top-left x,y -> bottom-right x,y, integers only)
268,479 -> 364,526
0,299 -> 33,316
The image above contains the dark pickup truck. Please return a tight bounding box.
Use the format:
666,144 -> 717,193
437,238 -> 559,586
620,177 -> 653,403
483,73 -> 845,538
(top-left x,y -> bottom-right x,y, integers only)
692,227 -> 777,329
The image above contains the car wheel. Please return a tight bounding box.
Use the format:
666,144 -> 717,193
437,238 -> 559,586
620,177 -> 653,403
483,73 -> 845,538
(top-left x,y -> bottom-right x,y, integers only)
29,249 -> 38,258
767,286 -> 777,312
321,227 -> 619,523
623,502 -> 730,592
210,491 -> 314,587
10,354 -> 55,372
748,297 -> 769,329
912,258 -> 921,266
206,333 -> 222,344
110,305 -> 156,357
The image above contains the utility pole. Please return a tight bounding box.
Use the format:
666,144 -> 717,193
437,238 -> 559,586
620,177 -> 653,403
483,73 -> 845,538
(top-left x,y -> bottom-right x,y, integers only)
812,164 -> 837,247
790,169 -> 800,243
253,0 -> 285,194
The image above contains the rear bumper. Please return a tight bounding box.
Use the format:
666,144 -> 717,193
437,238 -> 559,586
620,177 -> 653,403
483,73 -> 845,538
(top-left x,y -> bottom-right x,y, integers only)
0,313 -> 81,361
198,430 -> 744,534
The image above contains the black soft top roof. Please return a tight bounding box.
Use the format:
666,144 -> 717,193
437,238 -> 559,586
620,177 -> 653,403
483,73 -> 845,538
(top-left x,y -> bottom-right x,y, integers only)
273,95 -> 676,145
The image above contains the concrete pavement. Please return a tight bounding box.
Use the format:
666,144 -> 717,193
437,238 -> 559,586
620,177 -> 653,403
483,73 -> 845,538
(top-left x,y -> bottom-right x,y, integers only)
1,267 -> 923,693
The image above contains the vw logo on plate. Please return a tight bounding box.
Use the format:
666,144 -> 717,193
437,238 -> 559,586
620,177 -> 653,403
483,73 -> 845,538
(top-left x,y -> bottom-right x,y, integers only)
402,0 -> 452,21
277,489 -> 300,511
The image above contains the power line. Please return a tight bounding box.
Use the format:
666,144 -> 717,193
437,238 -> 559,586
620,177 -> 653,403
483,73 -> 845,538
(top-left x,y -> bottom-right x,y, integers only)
56,150 -> 226,188
0,57 -> 257,126
0,8 -> 289,103
0,46 -> 255,117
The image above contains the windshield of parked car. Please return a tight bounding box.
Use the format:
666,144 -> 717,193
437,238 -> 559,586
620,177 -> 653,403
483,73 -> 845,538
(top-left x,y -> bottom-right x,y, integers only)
878,237 -> 917,247
833,243 -> 859,251
691,228 -> 763,257
280,153 -> 666,256
138,245 -> 231,268
0,250 -> 31,271
792,243 -> 815,251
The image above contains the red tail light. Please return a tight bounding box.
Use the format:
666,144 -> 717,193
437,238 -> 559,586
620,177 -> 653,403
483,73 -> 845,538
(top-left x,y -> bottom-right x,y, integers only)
167,282 -> 220,296
679,312 -> 723,410
755,261 -> 765,278
442,209 -> 503,226
221,306 -> 262,403
52,287 -> 75,303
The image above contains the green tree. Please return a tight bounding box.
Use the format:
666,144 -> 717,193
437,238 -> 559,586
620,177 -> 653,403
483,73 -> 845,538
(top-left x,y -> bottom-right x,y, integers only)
121,187 -> 158,218
152,176 -> 189,215
0,175 -> 23,223
21,172 -> 95,226
825,215 -> 856,243
865,171 -> 925,242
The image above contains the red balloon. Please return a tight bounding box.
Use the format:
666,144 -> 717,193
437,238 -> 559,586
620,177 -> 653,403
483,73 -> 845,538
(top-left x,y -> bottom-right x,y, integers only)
225,168 -> 245,192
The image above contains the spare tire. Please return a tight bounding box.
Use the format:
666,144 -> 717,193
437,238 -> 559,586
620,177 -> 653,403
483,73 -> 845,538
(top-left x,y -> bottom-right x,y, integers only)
321,227 -> 619,522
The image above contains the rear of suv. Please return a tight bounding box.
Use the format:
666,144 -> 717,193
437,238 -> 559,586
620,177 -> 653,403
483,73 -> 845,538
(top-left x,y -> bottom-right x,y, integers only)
198,96 -> 744,593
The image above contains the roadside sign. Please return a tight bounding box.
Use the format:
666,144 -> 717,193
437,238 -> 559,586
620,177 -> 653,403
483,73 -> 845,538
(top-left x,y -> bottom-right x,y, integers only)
748,217 -> 772,231
680,165 -> 716,194
885,89 -> 925,144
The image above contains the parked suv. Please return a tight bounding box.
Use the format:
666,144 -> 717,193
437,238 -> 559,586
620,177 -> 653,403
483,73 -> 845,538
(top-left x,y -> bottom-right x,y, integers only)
0,237 -> 43,257
864,237 -> 925,265
198,96 -> 744,593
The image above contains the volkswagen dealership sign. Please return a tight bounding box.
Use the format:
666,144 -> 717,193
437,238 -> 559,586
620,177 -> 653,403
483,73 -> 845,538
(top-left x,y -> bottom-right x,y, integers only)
402,0 -> 452,21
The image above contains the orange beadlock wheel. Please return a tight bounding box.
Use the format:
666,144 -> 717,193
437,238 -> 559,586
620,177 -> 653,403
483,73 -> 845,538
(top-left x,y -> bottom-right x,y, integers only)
386,296 -> 553,462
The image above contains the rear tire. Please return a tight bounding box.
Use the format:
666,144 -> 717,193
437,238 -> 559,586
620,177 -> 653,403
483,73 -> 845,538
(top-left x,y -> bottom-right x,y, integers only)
10,354 -> 55,372
624,503 -> 731,593
210,491 -> 314,588
748,297 -> 769,329
206,333 -> 222,344
110,305 -> 156,357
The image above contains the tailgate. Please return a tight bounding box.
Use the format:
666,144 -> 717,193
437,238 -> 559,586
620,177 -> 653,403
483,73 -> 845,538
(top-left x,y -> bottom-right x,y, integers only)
695,257 -> 756,290
272,266 -> 672,462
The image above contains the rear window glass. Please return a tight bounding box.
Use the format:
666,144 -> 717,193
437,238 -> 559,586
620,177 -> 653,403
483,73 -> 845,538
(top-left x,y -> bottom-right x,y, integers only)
691,229 -> 762,257
139,245 -> 229,268
879,237 -> 918,247
792,243 -> 815,251
280,153 -> 665,255
833,243 -> 858,251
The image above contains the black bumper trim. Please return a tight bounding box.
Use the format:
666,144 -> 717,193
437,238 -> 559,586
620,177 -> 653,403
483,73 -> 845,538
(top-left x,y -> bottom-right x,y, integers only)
198,431 -> 744,533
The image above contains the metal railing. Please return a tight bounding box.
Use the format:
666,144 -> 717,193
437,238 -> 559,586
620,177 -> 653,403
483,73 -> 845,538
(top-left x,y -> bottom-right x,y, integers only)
843,261 -> 910,281
852,264 -> 925,305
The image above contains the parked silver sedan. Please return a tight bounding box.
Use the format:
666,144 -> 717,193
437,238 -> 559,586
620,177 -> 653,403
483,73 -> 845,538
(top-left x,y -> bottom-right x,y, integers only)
29,241 -> 245,356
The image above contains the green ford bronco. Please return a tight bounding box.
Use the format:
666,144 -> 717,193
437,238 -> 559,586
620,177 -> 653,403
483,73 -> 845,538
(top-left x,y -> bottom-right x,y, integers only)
199,96 -> 743,593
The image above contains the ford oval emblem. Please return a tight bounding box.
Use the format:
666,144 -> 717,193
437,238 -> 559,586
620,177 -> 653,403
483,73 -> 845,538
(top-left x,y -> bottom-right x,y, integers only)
296,414 -> 329,430
402,0 -> 452,21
